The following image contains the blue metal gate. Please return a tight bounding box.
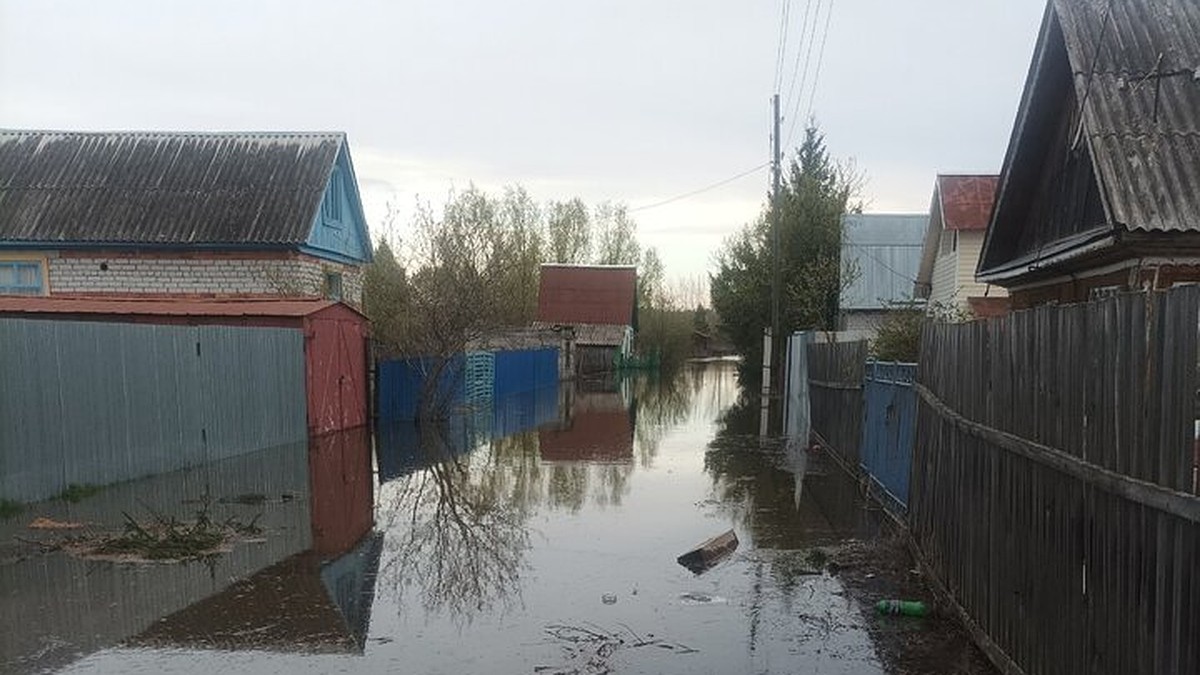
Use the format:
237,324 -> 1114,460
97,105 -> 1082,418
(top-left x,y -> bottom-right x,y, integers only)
859,361 -> 917,510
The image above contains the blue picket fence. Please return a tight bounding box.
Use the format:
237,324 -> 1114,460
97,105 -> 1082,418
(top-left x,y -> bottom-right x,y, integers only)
858,360 -> 917,510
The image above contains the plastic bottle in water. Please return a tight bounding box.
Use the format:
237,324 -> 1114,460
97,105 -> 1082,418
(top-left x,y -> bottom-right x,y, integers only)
875,599 -> 928,617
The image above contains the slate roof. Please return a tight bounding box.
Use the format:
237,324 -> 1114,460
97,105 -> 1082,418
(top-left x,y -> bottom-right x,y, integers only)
1055,0 -> 1200,233
0,131 -> 345,246
536,264 -> 637,326
839,214 -> 927,311
986,0 -> 1200,248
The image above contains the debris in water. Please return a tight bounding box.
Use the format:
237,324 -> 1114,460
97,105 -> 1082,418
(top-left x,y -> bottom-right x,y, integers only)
601,593 -> 617,605
542,622 -> 698,673
676,529 -> 738,574
875,599 -> 928,617
679,592 -> 728,606
27,517 -> 83,530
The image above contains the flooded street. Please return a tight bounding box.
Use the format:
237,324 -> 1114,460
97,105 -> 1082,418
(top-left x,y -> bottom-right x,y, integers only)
3,361 -> 977,674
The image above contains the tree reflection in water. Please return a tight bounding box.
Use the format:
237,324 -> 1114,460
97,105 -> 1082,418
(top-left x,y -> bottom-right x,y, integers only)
375,369 -> 706,624
377,422 -> 532,624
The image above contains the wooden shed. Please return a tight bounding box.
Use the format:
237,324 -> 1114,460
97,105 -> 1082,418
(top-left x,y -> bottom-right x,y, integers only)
0,297 -> 369,437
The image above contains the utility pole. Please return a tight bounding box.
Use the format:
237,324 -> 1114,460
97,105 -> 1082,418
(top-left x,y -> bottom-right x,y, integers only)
771,94 -> 782,362
761,94 -> 783,437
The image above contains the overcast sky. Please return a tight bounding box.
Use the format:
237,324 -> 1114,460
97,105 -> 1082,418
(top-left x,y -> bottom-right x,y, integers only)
0,0 -> 1047,280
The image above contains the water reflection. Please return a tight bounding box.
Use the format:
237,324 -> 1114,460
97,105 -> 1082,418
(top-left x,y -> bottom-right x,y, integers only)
376,422 -> 533,624
0,428 -> 378,673
6,363 -> 892,673
372,373 -> 701,624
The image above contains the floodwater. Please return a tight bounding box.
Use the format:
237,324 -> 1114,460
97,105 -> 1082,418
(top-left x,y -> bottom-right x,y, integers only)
2,360 -> 892,674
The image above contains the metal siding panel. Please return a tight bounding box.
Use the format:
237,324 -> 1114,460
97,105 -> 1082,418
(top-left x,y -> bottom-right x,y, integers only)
0,318 -> 306,502
840,214 -> 928,310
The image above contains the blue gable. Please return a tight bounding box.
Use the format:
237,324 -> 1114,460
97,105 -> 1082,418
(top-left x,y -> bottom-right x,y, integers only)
303,145 -> 374,265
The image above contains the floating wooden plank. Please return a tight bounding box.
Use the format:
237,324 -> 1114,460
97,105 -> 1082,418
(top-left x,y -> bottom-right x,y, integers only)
676,530 -> 738,574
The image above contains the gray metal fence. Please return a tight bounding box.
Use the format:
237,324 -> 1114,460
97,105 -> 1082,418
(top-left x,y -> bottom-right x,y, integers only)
0,318 -> 307,502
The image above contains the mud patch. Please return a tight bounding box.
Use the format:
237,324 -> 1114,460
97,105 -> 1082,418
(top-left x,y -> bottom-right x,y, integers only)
829,529 -> 997,674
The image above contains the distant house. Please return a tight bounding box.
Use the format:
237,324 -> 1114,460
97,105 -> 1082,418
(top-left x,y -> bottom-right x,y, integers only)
0,131 -> 373,306
976,0 -> 1200,307
534,264 -> 636,374
914,175 -> 1009,318
839,213 -> 927,333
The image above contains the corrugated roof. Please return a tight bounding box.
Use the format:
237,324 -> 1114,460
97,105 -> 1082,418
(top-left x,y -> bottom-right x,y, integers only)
1057,0 -> 1200,232
0,296 -> 352,318
938,175 -> 998,231
536,265 -> 636,326
0,130 -> 344,245
840,214 -> 927,311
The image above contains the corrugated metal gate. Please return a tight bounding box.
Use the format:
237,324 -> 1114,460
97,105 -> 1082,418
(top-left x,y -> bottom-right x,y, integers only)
0,318 -> 306,502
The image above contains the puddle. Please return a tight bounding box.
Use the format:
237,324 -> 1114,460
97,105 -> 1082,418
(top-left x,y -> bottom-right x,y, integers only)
2,362 -> 988,674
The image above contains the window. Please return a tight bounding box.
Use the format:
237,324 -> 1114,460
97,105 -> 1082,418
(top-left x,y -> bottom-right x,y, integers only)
324,271 -> 344,301
322,166 -> 344,226
0,261 -> 44,295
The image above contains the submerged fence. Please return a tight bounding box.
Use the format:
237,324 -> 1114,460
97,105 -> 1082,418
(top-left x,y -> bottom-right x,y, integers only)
0,318 -> 307,503
377,347 -> 559,422
912,288 -> 1200,675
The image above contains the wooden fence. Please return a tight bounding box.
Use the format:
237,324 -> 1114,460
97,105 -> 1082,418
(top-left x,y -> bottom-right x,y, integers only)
912,287 -> 1200,674
806,339 -> 868,466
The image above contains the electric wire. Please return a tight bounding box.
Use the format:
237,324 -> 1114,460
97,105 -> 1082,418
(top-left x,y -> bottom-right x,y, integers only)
804,0 -> 836,120
773,0 -> 792,94
779,0 -> 815,126
629,163 -> 770,213
784,0 -> 824,148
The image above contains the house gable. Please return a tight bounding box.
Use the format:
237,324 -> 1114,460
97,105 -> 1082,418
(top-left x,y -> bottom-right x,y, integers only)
839,213 -> 926,312
979,0 -> 1200,286
302,146 -> 373,265
978,6 -> 1110,284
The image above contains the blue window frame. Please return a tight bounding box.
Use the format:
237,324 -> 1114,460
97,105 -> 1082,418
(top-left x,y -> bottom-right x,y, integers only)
322,167 -> 344,226
0,261 -> 43,295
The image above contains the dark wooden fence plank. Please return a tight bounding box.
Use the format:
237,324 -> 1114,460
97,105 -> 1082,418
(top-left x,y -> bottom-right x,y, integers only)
909,287 -> 1200,675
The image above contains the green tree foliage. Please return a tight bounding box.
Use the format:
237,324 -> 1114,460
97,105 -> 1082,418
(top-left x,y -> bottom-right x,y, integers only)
710,125 -> 861,380
545,198 -> 591,264
593,202 -> 641,265
362,185 -> 682,396
362,239 -> 408,354
870,308 -> 923,362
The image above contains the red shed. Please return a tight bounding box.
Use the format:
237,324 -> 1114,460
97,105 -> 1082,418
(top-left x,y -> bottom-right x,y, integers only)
0,297 -> 369,436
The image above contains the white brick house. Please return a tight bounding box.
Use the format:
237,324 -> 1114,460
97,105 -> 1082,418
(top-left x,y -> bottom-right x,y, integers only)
0,131 -> 373,306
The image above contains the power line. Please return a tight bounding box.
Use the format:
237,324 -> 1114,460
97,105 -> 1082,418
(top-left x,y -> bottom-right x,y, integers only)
779,0 -> 814,112
772,0 -> 792,93
629,163 -> 769,213
784,0 -> 825,147
804,0 -> 836,120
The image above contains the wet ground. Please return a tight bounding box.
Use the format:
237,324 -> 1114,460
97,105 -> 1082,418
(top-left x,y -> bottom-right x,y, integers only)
1,360 -> 993,674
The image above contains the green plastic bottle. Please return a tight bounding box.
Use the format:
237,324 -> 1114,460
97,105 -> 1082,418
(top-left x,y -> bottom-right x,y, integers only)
875,599 -> 928,617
